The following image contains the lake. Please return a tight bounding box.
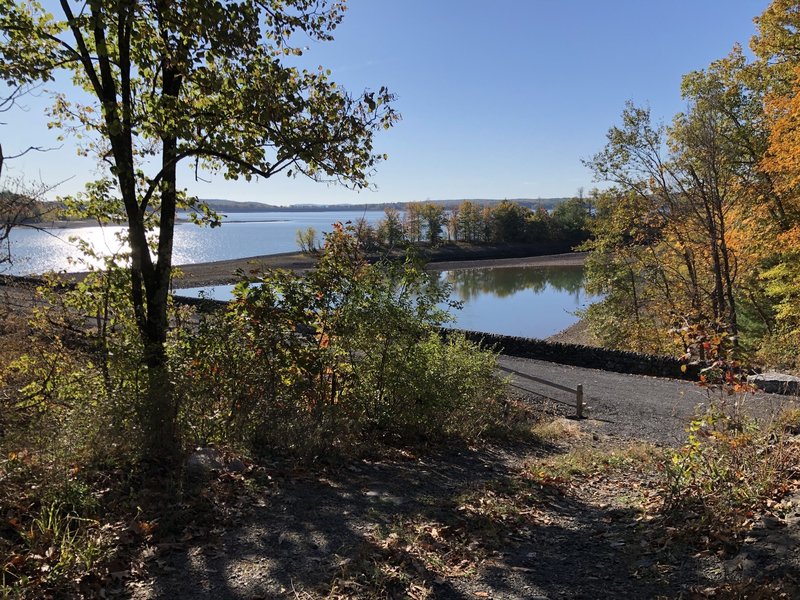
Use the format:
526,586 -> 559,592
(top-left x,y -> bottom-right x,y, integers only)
176,265 -> 596,339
5,210 -> 596,338
4,210 -> 385,275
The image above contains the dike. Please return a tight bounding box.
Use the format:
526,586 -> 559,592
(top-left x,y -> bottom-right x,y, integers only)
446,329 -> 701,381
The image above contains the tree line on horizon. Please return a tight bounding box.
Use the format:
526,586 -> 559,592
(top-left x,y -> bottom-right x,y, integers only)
297,197 -> 592,252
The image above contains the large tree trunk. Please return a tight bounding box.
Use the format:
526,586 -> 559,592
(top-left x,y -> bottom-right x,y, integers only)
137,3 -> 184,457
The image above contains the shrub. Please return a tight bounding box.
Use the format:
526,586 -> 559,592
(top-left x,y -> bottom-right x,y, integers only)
173,223 -> 507,455
662,401 -> 799,542
295,226 -> 319,254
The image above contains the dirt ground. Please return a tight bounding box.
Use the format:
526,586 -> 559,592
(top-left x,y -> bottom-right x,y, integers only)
122,389 -> 800,600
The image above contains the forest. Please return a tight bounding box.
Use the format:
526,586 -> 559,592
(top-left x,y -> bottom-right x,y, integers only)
296,197 -> 592,252
581,0 -> 800,369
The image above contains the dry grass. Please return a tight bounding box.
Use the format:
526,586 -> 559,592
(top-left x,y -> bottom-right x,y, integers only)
531,416 -> 586,442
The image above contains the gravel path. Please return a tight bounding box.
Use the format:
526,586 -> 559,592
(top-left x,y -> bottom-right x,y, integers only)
498,355 -> 799,446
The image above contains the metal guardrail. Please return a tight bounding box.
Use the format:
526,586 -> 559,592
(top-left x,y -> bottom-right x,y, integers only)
498,364 -> 585,419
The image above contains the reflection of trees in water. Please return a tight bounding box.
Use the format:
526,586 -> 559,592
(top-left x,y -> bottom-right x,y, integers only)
444,266 -> 586,301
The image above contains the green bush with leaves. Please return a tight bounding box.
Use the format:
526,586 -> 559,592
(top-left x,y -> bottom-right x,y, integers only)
4,294 -> 135,463
173,223 -> 506,455
3,223 -> 506,464
662,401 -> 798,541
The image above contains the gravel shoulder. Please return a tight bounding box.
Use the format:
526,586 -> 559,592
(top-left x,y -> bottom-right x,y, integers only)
498,355 -> 799,446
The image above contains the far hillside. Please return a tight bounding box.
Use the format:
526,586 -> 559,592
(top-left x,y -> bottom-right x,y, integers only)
201,197 -> 572,213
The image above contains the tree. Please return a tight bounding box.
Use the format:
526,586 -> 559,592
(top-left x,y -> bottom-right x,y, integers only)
0,0 -> 397,455
0,84 -> 53,267
489,200 -> 528,243
456,200 -> 483,242
752,0 -> 800,92
445,205 -> 458,241
376,206 -> 404,247
403,202 -> 422,242
295,226 -> 318,254
418,202 -> 445,244
525,204 -> 553,242
353,216 -> 377,251
551,196 -> 591,242
586,99 -> 743,347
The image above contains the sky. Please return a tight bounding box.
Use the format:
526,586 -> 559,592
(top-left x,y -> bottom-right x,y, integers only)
2,0 -> 772,206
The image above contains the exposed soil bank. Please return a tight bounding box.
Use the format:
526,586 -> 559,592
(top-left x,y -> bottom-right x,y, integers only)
426,251 -> 587,272
172,251 -> 318,288
171,247 -> 588,288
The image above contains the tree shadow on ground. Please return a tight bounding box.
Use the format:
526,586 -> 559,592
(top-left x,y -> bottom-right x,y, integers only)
128,438 -> 799,600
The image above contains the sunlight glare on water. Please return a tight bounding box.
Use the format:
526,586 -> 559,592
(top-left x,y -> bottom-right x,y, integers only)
4,211 -> 384,275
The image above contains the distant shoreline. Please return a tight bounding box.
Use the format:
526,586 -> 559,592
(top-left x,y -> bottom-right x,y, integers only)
171,250 -> 588,288
425,251 -> 586,272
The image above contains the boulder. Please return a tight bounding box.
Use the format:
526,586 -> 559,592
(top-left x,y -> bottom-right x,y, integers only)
186,447 -> 224,478
747,371 -> 800,395
227,458 -> 247,473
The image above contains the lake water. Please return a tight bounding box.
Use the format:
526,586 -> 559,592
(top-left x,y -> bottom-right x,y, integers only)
176,265 -> 596,339
4,210 -> 385,275
442,266 -> 595,337
5,210 -> 596,338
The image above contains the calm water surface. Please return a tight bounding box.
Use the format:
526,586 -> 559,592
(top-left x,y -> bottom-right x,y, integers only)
177,265 -> 597,339
5,210 -> 384,275
442,266 -> 596,337
6,210 -> 596,338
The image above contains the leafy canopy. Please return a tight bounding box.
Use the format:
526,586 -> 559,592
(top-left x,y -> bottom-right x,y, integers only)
0,0 -> 397,219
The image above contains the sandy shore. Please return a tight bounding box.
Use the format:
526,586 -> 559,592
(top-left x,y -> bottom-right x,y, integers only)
173,252 -> 318,288
545,318 -> 597,346
171,251 -> 588,288
426,251 -> 587,272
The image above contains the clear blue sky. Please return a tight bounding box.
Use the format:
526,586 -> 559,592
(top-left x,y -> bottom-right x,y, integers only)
2,0 -> 771,205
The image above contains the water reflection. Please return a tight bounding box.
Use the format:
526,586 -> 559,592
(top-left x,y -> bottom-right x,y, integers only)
176,265 -> 597,339
444,266 -> 585,300
437,266 -> 597,338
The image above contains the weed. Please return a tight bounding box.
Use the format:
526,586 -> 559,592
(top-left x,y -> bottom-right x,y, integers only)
662,403 -> 800,546
773,407 -> 800,434
1,501 -> 105,597
526,441 -> 659,482
531,417 -> 586,442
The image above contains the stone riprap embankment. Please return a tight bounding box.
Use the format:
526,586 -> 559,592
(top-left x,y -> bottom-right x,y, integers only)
446,329 -> 702,381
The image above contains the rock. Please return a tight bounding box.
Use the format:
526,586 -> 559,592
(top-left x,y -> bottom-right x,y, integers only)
747,371 -> 800,395
760,515 -> 786,529
724,553 -> 757,577
227,458 -> 247,473
364,490 -> 404,505
186,448 -> 223,478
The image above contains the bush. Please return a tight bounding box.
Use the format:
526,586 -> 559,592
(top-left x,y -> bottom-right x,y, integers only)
173,223 -> 507,456
295,226 -> 319,254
